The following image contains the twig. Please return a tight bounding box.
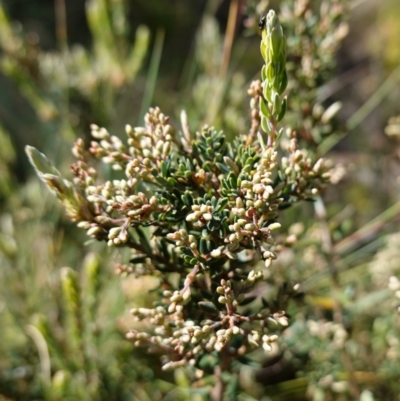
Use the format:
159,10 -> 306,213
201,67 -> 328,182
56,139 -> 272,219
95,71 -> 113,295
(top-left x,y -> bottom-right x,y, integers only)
180,264 -> 200,295
220,0 -> 239,80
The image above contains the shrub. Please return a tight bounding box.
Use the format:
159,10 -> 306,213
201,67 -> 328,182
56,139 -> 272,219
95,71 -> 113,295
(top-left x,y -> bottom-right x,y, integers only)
26,10 -> 341,399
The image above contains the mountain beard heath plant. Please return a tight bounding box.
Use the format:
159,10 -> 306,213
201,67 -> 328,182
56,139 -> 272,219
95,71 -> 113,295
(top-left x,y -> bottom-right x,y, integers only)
26,10 -> 335,396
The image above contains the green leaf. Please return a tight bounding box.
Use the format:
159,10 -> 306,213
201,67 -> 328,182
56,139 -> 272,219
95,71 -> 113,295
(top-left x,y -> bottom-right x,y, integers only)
261,116 -> 270,133
199,238 -> 208,255
260,97 -> 270,119
25,146 -> 61,177
215,198 -> 229,212
135,227 -> 152,255
277,97 -> 287,122
261,298 -> 269,308
198,301 -> 218,313
198,354 -> 218,370
239,295 -> 257,306
278,70 -> 288,94
261,65 -> 267,81
160,160 -> 168,177
129,255 -> 148,264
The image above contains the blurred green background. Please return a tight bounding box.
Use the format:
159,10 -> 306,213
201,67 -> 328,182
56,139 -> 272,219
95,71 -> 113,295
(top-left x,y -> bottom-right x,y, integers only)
1,0 -> 400,400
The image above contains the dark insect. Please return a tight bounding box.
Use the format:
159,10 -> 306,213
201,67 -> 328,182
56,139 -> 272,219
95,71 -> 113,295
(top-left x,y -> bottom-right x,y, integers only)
258,15 -> 266,30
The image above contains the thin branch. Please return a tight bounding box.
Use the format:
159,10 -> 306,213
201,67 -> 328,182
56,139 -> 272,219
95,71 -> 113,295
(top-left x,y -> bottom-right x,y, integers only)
220,0 -> 239,80
180,264 -> 200,295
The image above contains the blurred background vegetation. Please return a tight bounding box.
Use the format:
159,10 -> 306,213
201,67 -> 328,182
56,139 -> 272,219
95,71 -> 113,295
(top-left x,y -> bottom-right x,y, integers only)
0,0 -> 400,400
